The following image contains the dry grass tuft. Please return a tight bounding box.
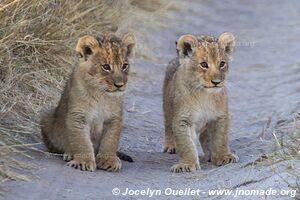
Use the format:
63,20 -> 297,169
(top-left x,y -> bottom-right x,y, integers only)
272,115 -> 300,161
271,115 -> 300,199
0,0 -> 171,185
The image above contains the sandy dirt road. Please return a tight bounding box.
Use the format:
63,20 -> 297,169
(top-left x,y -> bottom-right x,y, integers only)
2,0 -> 300,199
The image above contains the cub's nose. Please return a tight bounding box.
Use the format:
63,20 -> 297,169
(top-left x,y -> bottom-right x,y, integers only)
211,80 -> 221,86
114,82 -> 124,88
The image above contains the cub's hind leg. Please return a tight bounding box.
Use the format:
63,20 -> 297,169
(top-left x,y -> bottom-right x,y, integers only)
163,92 -> 176,154
41,109 -> 66,155
199,126 -> 211,162
163,118 -> 176,154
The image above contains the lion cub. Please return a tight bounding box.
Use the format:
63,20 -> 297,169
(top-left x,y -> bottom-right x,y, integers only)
41,33 -> 136,172
163,32 -> 238,173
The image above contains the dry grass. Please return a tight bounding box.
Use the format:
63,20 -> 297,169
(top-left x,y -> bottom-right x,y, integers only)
0,0 -> 171,185
247,116 -> 300,199
271,115 -> 300,199
272,115 -> 300,161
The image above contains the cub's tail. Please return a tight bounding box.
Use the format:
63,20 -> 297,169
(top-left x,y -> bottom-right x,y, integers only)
117,151 -> 133,162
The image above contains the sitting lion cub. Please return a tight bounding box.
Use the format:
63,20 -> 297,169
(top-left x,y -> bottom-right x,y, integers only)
163,32 -> 239,173
41,33 -> 136,172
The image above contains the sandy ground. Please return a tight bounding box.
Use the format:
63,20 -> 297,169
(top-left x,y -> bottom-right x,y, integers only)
2,0 -> 300,199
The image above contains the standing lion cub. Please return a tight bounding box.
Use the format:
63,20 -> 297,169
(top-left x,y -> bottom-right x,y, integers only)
163,32 -> 238,173
41,33 -> 136,172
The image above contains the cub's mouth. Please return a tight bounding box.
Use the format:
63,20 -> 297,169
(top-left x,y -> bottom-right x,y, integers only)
202,85 -> 224,93
104,87 -> 126,97
203,85 -> 223,89
106,86 -> 126,93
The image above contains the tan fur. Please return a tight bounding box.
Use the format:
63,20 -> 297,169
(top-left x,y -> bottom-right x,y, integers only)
41,33 -> 136,172
163,32 -> 238,173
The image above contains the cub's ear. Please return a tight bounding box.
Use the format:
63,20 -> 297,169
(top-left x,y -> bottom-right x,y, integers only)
176,34 -> 198,58
219,32 -> 235,56
75,35 -> 99,61
122,33 -> 136,58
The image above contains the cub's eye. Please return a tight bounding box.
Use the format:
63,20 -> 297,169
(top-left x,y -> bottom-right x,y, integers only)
121,63 -> 129,71
219,61 -> 226,69
200,62 -> 208,69
102,64 -> 111,72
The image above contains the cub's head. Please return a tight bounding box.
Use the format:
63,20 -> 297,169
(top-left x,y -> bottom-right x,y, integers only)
76,33 -> 136,93
176,32 -> 235,92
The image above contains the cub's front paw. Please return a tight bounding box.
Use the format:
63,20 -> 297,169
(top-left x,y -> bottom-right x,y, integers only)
170,162 -> 200,173
96,154 -> 121,172
211,152 -> 239,166
66,157 -> 96,172
163,143 -> 176,154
